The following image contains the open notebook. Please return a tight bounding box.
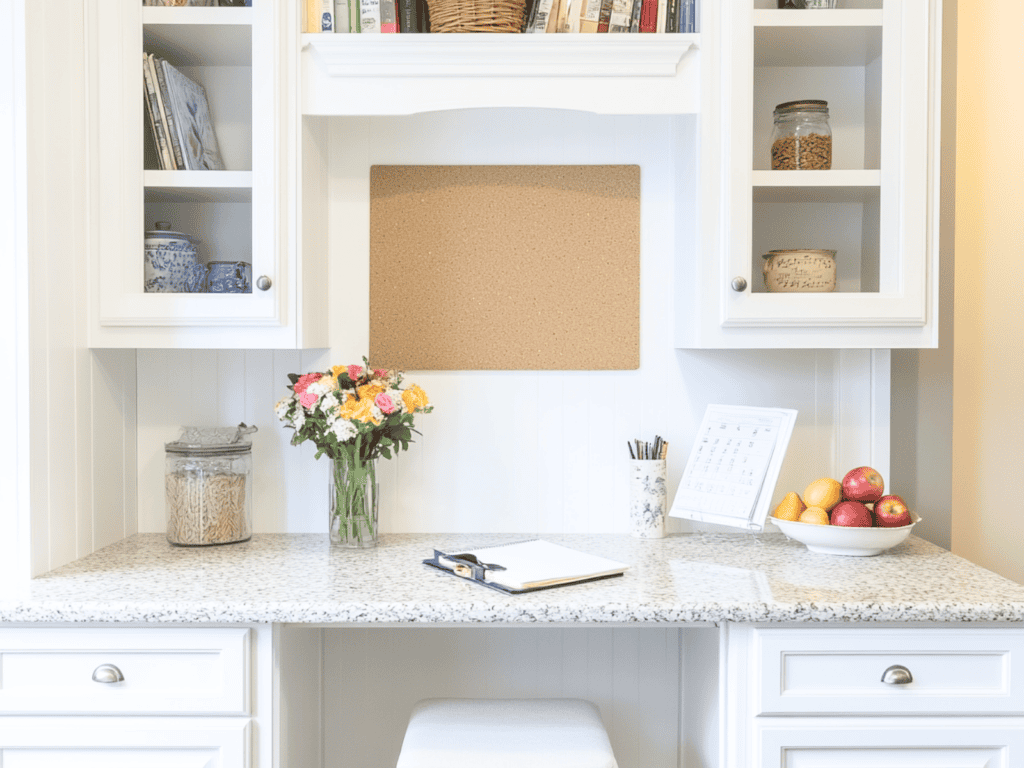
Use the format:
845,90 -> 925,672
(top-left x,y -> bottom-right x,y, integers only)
424,539 -> 630,595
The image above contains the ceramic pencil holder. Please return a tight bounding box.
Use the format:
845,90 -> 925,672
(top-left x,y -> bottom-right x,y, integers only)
629,459 -> 667,539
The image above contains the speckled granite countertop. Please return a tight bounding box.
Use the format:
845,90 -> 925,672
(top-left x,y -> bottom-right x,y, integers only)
2,533 -> 1023,625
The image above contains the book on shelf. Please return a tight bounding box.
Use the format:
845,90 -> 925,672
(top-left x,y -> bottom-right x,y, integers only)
639,0 -> 657,32
607,0 -> 632,33
526,0 -> 554,32
664,0 -> 677,33
578,0 -> 602,33
317,0 -> 335,31
159,59 -> 225,171
629,0 -> 642,32
596,0 -> 613,32
153,56 -> 187,170
655,0 -> 667,32
142,54 -> 174,171
142,1 -> 216,6
380,0 -> 399,32
334,0 -> 351,32
397,0 -> 418,32
360,0 -> 382,32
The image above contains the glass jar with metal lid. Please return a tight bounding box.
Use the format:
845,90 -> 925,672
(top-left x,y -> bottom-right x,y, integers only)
771,100 -> 832,170
164,424 -> 256,546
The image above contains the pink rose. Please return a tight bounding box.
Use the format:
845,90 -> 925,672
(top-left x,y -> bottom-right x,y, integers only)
373,368 -> 390,379
299,391 -> 319,409
294,372 -> 322,395
375,392 -> 396,414
347,365 -> 364,381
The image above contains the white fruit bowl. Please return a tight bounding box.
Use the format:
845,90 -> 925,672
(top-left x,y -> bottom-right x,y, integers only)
770,512 -> 921,556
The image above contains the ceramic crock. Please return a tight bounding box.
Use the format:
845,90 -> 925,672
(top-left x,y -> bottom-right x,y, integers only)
144,222 -> 206,293
207,261 -> 252,294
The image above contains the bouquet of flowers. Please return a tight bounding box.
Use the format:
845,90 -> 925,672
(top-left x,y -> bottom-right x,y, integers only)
276,358 -> 432,547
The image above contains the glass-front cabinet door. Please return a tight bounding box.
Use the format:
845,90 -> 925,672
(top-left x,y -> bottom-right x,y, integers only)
680,0 -> 941,349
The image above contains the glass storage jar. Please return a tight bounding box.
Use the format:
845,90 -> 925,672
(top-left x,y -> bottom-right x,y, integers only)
771,100 -> 832,170
164,424 -> 256,546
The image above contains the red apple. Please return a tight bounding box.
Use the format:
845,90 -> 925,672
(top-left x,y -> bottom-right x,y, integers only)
874,494 -> 912,527
830,500 -> 874,527
841,466 -> 885,503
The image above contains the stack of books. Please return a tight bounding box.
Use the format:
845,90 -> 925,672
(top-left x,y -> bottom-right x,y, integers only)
305,0 -> 697,33
142,54 -> 225,171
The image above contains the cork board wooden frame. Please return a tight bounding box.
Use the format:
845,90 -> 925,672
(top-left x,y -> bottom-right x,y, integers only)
369,165 -> 640,370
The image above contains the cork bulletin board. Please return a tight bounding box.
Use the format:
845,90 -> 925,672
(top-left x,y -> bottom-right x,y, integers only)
369,165 -> 640,370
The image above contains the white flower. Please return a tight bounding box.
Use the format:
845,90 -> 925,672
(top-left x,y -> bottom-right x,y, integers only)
320,393 -> 341,422
385,389 -> 406,413
331,419 -> 356,442
307,379 -> 336,398
275,396 -> 295,422
292,408 -> 306,431
370,404 -> 384,423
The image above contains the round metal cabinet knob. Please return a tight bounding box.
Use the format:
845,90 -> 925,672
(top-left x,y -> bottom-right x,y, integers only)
256,275 -> 272,291
880,664 -> 913,685
731,276 -> 748,292
91,664 -> 125,684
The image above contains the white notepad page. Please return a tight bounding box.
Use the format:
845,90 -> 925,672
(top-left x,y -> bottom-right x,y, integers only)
439,540 -> 630,591
669,404 -> 797,532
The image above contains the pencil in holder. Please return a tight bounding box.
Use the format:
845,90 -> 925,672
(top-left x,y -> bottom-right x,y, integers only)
629,459 -> 667,539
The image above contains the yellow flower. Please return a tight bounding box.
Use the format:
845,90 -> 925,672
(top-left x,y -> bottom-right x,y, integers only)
339,393 -> 380,425
402,385 -> 430,413
330,365 -> 348,381
357,382 -> 385,402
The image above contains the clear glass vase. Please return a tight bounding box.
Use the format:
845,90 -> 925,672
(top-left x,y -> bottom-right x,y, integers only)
329,452 -> 379,548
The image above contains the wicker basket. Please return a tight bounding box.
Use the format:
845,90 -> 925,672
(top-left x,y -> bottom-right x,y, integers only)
426,0 -> 526,32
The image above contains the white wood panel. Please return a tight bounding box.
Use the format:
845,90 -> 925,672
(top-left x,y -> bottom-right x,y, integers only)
0,716 -> 250,768
2,0 -> 30,585
131,111 -> 881,536
19,0 -> 139,578
322,626 -> 691,768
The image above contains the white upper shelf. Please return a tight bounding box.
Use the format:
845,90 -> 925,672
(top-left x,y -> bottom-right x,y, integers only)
754,10 -> 884,67
302,34 -> 700,115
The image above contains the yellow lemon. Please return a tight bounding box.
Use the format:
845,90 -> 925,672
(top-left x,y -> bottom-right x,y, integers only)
803,477 -> 843,512
772,491 -> 806,521
799,506 -> 830,525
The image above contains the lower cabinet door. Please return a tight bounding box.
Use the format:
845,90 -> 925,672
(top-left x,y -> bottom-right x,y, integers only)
0,716 -> 249,768
757,720 -> 1024,768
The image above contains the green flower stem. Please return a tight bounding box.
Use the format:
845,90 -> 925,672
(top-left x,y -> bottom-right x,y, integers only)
330,448 -> 378,548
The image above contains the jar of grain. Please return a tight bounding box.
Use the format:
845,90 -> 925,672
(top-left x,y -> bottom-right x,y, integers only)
771,100 -> 832,170
165,424 -> 256,546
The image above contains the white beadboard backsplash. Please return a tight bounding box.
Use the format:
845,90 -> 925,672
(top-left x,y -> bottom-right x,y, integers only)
136,110 -> 866,535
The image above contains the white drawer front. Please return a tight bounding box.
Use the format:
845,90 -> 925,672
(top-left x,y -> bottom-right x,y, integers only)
755,627 -> 1024,715
757,719 -> 1024,768
0,628 -> 249,715
0,716 -> 249,768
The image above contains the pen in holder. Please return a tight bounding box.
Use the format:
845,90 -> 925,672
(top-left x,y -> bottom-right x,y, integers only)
629,458 -> 667,539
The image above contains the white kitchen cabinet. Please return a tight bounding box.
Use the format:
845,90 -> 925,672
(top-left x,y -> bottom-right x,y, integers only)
0,717 -> 249,768
0,627 -> 250,715
0,628 -> 252,768
756,722 -> 1024,768
680,0 -> 943,348
726,624 -> 1024,768
87,1 -> 327,349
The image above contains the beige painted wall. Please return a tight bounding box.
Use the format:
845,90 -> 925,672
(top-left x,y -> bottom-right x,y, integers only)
951,0 -> 1024,583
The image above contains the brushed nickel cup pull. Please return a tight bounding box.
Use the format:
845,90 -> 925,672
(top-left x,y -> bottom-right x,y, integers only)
731,277 -> 748,292
881,664 -> 913,685
256,275 -> 272,291
91,664 -> 125,684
